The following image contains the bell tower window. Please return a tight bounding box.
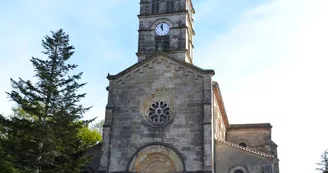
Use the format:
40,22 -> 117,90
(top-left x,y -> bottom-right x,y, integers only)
137,0 -> 195,63
155,36 -> 170,52
166,0 -> 175,13
151,0 -> 160,14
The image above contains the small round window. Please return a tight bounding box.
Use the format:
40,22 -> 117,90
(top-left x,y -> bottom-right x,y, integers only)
141,93 -> 175,127
147,101 -> 171,126
229,166 -> 248,173
239,142 -> 247,147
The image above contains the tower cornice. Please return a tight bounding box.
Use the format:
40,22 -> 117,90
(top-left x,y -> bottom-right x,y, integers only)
138,10 -> 188,18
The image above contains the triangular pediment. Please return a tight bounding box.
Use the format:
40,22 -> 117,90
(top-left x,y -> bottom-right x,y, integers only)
107,52 -> 214,81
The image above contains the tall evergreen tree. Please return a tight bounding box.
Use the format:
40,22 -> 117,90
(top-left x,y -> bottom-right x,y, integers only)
1,29 -> 91,173
317,150 -> 328,173
0,118 -> 19,173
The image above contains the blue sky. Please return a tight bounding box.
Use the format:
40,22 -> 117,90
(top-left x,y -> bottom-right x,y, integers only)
1,0 -> 328,172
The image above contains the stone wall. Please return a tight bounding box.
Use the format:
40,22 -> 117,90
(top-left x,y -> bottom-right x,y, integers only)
139,0 -> 187,15
104,55 -> 212,172
226,128 -> 272,154
84,144 -> 101,173
213,95 -> 227,141
215,143 -> 276,173
137,14 -> 189,61
137,0 -> 194,63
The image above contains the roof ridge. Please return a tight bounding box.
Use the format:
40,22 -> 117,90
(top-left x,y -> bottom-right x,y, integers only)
216,140 -> 275,159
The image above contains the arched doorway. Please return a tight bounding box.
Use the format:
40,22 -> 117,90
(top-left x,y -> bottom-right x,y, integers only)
128,144 -> 184,173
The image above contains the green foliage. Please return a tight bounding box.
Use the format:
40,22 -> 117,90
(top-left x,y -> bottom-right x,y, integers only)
78,125 -> 102,149
0,150 -> 20,173
90,119 -> 104,135
1,29 -> 92,173
11,106 -> 38,121
0,116 -> 20,173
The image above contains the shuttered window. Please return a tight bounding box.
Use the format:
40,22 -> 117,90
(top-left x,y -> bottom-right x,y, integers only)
166,0 -> 175,13
155,36 -> 170,52
152,0 -> 160,14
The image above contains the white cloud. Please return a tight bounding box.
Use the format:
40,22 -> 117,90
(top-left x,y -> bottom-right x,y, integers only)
195,0 -> 328,172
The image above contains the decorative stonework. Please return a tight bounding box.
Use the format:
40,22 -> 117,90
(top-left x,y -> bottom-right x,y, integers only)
141,92 -> 174,127
128,145 -> 184,173
110,55 -> 207,86
148,101 -> 171,125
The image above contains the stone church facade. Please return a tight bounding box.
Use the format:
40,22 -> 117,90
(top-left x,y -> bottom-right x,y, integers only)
85,0 -> 280,173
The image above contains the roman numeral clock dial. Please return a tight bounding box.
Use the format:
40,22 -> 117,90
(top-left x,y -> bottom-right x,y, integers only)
155,23 -> 170,36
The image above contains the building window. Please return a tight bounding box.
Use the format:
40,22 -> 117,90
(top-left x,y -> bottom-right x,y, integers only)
152,0 -> 160,14
229,166 -> 248,173
141,94 -> 175,127
166,0 -> 175,13
148,101 -> 171,125
155,36 -> 170,52
239,142 -> 247,147
234,170 -> 244,173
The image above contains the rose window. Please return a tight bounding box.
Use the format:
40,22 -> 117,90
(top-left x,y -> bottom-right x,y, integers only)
148,101 -> 171,125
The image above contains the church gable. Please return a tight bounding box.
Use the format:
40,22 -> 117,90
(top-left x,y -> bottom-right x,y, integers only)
107,52 -> 214,85
105,52 -> 214,172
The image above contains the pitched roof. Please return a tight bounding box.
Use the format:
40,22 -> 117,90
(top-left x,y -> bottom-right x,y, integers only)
216,140 -> 275,159
228,123 -> 272,129
107,52 -> 214,80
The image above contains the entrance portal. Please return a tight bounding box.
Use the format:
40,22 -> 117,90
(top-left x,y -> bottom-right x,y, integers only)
128,145 -> 184,173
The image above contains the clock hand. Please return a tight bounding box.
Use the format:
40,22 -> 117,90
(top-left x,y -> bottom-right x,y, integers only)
161,24 -> 163,31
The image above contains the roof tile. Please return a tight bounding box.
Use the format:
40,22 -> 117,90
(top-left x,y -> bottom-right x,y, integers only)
216,140 -> 275,159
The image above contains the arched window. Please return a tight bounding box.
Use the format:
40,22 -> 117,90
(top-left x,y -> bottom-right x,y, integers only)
166,0 -> 175,13
152,0 -> 160,14
234,170 -> 244,173
229,166 -> 248,173
239,142 -> 247,147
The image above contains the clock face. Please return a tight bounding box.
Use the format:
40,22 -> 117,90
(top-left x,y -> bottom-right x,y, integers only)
155,23 -> 170,36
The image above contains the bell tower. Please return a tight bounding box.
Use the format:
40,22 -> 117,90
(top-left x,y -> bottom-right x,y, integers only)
137,0 -> 195,64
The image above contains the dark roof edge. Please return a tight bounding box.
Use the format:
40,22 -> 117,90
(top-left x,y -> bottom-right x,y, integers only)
228,123 -> 272,129
107,52 -> 215,80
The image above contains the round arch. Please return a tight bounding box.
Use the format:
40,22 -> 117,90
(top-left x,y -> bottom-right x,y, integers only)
236,139 -> 250,148
229,165 -> 249,173
127,143 -> 185,173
